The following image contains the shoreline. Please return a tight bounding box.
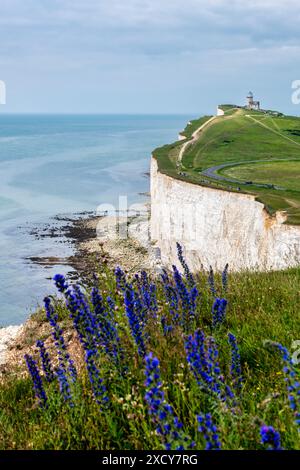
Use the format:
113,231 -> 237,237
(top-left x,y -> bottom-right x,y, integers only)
0,209 -> 162,368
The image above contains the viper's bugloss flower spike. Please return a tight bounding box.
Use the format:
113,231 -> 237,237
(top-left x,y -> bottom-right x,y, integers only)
208,266 -> 216,297
91,289 -> 124,366
44,296 -> 77,402
212,297 -> 227,329
53,274 -> 69,293
57,278 -> 122,391
135,271 -> 158,318
197,413 -> 221,450
172,265 -> 190,308
160,269 -> 170,285
85,349 -> 109,407
185,330 -> 235,404
56,366 -> 73,403
115,266 -> 126,291
59,284 -> 109,405
271,343 -> 300,430
25,354 -> 47,407
172,265 -> 198,332
185,330 -> 220,396
36,340 -> 55,383
260,425 -> 282,450
222,264 -> 229,293
228,333 -> 243,392
176,242 -> 195,288
144,353 -> 193,450
124,284 -> 147,357
72,284 -> 97,349
160,270 -> 180,332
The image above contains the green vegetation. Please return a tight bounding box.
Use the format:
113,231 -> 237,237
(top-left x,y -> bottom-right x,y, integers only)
0,256 -> 300,450
179,116 -> 212,139
153,106 -> 300,224
220,161 -> 300,192
153,116 -> 212,181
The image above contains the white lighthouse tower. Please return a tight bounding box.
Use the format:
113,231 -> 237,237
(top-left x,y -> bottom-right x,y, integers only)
246,91 -> 260,110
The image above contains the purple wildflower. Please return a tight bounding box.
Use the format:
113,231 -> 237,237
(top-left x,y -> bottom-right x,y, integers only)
25,354 -> 47,407
124,284 -> 147,356
176,242 -> 195,288
115,266 -> 126,292
197,413 -> 221,450
260,425 -> 282,450
172,265 -> 199,332
60,285 -> 109,406
221,264 -> 229,293
44,296 -> 77,402
185,330 -> 235,403
91,288 -> 123,367
53,274 -> 69,293
135,271 -> 158,317
208,266 -> 216,297
85,349 -> 109,407
36,340 -> 55,383
160,269 -> 180,332
272,343 -> 300,430
144,353 -> 193,450
228,333 -> 242,392
212,297 -> 227,329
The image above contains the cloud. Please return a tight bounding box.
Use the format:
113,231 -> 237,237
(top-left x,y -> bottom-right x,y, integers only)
0,1 -> 299,113
1,1 -> 299,63
1,1 -> 300,51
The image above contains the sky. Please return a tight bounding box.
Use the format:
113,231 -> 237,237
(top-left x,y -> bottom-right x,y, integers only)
0,0 -> 300,114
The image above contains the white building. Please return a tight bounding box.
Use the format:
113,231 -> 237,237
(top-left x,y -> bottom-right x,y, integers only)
247,91 -> 260,110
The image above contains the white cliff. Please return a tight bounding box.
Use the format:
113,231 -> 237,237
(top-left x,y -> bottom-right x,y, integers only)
150,158 -> 300,272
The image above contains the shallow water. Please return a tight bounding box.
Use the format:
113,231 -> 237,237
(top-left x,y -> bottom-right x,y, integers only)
0,114 -> 193,325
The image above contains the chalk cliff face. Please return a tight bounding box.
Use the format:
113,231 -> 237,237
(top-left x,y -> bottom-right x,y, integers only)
150,158 -> 300,271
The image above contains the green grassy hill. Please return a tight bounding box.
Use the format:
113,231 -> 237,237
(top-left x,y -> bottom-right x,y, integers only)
153,106 -> 300,224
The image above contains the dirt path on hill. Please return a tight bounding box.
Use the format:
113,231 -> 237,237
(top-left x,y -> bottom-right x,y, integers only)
178,116 -> 217,162
178,109 -> 245,166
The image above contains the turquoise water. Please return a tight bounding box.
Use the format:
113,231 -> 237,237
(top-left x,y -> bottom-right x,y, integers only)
0,114 -> 192,325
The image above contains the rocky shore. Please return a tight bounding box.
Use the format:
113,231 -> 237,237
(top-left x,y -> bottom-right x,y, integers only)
0,211 -> 162,370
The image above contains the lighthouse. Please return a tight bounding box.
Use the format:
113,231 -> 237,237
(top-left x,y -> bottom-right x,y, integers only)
246,92 -> 260,110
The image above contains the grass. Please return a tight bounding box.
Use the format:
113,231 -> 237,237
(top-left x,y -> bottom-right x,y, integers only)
153,106 -> 300,224
220,160 -> 300,191
179,116 -> 212,139
152,116 -> 213,181
0,254 -> 300,450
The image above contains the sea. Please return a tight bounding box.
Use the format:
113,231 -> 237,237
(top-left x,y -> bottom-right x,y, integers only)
0,114 -> 194,326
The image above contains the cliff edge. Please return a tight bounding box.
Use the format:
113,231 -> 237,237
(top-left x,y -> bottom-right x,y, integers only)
151,106 -> 300,271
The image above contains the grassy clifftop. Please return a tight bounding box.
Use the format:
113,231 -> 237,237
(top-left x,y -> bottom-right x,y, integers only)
153,106 -> 300,224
